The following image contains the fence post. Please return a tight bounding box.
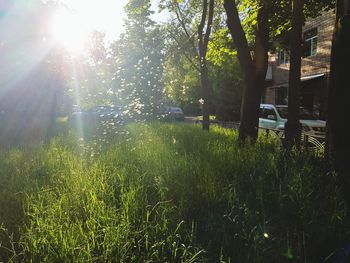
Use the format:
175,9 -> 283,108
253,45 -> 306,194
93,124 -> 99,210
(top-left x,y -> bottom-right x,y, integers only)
303,134 -> 308,150
265,129 -> 269,138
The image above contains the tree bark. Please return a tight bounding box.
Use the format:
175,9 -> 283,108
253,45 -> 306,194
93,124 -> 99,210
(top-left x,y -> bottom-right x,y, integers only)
224,0 -> 270,141
198,0 -> 215,131
327,0 -> 350,211
285,0 -> 304,150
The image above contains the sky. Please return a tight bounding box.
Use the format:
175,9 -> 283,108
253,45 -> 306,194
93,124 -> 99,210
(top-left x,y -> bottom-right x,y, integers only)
0,0 -> 169,89
0,0 -> 169,44
57,0 -> 168,42
58,0 -> 129,41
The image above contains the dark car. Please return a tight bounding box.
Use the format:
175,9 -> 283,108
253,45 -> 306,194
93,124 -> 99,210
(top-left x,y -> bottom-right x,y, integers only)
160,106 -> 184,121
71,105 -> 125,124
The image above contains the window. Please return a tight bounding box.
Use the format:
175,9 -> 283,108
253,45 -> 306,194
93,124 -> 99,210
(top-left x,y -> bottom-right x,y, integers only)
261,108 -> 277,119
275,87 -> 287,105
259,107 -> 264,118
276,106 -> 317,120
304,28 -> 318,57
278,50 -> 290,65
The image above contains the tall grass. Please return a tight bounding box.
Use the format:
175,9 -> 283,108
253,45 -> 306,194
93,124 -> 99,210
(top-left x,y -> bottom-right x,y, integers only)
0,123 -> 349,262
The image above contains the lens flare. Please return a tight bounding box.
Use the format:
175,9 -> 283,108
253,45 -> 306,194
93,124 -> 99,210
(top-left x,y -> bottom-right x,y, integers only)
51,0 -> 127,52
52,10 -> 89,52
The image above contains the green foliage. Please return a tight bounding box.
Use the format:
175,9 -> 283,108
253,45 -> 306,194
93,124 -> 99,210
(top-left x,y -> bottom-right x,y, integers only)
160,0 -> 206,112
207,29 -> 244,121
57,31 -> 115,109
207,29 -> 237,66
161,2 -> 245,117
163,55 -> 201,109
62,0 -> 166,117
1,123 -> 349,262
237,0 -> 335,50
109,0 -> 165,119
220,0 -> 334,57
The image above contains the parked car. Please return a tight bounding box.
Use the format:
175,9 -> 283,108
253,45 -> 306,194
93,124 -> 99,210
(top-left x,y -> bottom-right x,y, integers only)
71,105 -> 125,124
259,104 -> 326,136
160,106 -> 184,121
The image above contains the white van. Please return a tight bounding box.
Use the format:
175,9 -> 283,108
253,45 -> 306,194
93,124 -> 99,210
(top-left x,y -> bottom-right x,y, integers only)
259,104 -> 326,136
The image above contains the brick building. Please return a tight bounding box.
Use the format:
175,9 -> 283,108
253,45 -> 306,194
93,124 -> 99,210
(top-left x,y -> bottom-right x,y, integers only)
263,10 -> 335,120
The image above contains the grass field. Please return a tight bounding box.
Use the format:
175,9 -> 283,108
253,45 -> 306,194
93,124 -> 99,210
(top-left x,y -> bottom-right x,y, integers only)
0,122 -> 349,262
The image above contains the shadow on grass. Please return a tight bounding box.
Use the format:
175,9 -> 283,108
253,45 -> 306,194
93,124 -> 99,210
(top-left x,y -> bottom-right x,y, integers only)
0,122 -> 349,262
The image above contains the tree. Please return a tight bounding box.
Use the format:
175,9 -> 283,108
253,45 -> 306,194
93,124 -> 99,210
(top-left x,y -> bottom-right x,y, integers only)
283,0 -> 333,149
110,0 -> 165,119
207,29 -> 244,121
284,0 -> 304,149
198,0 -> 215,130
163,55 -> 201,111
62,31 -> 114,110
327,0 -> 350,211
0,0 -> 68,143
160,0 -> 215,130
160,1 -> 202,113
223,0 -> 270,141
223,0 -> 334,142
163,26 -> 244,119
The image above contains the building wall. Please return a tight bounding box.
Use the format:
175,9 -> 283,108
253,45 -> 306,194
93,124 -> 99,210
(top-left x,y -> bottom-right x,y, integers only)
264,87 -> 276,104
301,9 -> 335,77
264,10 -> 335,107
268,53 -> 290,87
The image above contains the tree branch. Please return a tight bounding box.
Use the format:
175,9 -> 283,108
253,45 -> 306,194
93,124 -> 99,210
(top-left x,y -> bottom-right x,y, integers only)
167,29 -> 201,72
223,0 -> 254,73
198,0 -> 208,64
203,0 -> 215,55
171,0 -> 199,56
254,1 -> 270,84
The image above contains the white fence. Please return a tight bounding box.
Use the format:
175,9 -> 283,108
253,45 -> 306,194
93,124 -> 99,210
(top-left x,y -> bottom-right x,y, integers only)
196,119 -> 326,153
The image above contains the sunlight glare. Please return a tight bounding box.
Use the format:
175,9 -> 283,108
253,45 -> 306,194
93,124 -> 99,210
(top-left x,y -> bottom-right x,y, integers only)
52,0 -> 127,51
52,10 -> 89,52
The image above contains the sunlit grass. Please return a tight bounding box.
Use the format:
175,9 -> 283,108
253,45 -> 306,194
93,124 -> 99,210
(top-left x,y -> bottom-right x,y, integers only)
0,123 -> 349,262
195,115 -> 217,121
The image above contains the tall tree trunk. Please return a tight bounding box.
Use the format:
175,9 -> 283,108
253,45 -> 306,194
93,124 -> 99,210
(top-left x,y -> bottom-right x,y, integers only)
224,0 -> 270,141
199,61 -> 211,130
285,0 -> 304,150
198,0 -> 215,131
327,0 -> 350,211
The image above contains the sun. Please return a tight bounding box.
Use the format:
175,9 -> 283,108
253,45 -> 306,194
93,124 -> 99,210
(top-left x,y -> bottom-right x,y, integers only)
52,10 -> 89,52
51,0 -> 127,53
